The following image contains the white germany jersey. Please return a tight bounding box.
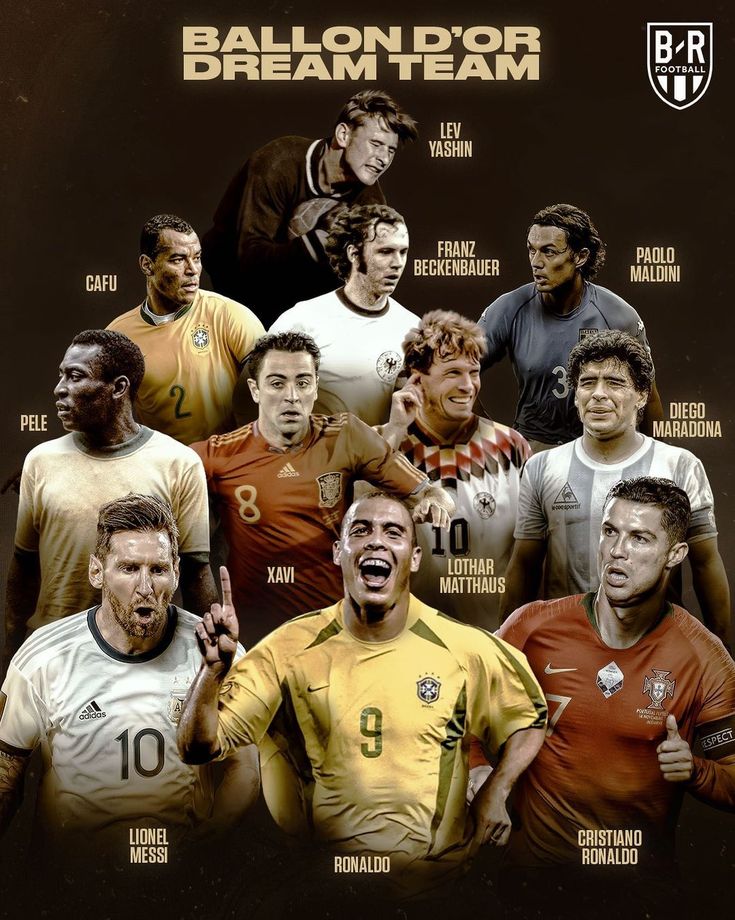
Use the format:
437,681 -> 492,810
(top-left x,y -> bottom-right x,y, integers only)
397,417 -> 531,632
0,606 -> 226,841
515,435 -> 718,598
269,288 -> 418,426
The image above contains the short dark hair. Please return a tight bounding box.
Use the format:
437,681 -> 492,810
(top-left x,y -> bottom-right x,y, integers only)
247,331 -> 321,382
403,310 -> 487,374
567,331 -> 654,395
341,491 -> 417,548
325,204 -> 406,281
140,214 -> 195,258
333,90 -> 418,143
95,493 -> 180,562
70,329 -> 146,401
529,203 -> 606,280
604,477 -> 691,546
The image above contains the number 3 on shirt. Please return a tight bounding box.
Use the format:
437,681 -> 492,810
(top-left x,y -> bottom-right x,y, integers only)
551,366 -> 569,399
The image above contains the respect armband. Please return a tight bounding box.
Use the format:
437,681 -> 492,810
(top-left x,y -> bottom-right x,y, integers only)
696,714 -> 735,760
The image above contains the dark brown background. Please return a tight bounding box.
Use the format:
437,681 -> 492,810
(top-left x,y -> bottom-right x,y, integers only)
1,0 -> 732,916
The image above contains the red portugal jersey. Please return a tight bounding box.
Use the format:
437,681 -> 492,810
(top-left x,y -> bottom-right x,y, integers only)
498,594 -> 735,868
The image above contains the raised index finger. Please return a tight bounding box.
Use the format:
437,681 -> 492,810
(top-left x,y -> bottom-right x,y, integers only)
219,565 -> 233,609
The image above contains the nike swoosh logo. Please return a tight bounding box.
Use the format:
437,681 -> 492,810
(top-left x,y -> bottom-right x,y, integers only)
544,664 -> 578,674
307,684 -> 329,693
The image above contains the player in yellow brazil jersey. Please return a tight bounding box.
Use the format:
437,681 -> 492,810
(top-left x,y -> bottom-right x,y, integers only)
107,214 -> 264,445
193,331 -> 454,647
0,495 -> 258,861
178,493 -> 546,900
4,330 -> 216,674
498,477 -> 735,917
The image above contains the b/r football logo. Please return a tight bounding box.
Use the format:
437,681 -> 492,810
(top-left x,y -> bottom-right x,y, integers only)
647,23 -> 713,110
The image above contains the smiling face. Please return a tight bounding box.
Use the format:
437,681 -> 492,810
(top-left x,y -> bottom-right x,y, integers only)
348,221 -> 409,302
90,529 -> 179,642
338,116 -> 399,186
418,354 -> 481,428
247,350 -> 318,448
54,343 -> 120,433
527,224 -> 588,294
334,495 -> 421,615
598,498 -> 687,608
140,228 -> 201,312
574,358 -> 648,441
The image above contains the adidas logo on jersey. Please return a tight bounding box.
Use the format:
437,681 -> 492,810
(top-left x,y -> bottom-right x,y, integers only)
78,700 -> 107,721
277,463 -> 300,478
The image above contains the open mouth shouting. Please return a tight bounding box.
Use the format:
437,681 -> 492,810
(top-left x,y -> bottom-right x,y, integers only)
358,556 -> 393,590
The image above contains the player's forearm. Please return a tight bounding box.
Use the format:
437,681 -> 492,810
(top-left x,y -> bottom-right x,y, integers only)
690,548 -> 731,650
0,750 -> 28,837
209,746 -> 261,830
177,665 -> 227,765
687,756 -> 735,811
3,551 -> 40,673
487,726 -> 546,799
179,558 -> 219,617
376,421 -> 407,450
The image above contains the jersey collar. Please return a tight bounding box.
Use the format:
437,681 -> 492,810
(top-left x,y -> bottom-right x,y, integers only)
87,604 -> 179,662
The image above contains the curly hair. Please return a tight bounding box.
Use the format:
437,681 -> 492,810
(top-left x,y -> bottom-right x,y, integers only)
140,214 -> 196,258
247,331 -> 321,382
402,310 -> 487,374
70,329 -> 146,401
95,493 -> 180,562
567,331 -> 653,395
325,204 -> 406,281
529,203 -> 606,280
604,477 -> 690,546
333,89 -> 418,143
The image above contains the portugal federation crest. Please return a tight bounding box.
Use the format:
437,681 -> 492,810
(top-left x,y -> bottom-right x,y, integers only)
643,669 -> 676,710
647,23 -> 713,110
417,676 -> 441,704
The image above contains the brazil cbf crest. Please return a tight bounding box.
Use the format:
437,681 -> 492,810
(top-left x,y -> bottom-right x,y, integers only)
417,675 -> 441,704
191,324 -> 210,350
647,23 -> 713,110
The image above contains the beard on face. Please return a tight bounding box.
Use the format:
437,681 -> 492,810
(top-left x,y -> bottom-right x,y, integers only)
104,584 -> 170,639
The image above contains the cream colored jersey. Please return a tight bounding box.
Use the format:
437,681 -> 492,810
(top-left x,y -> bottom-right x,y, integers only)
15,427 -> 209,629
217,595 -> 546,893
0,607 -> 228,846
108,289 -> 265,444
269,289 -> 417,426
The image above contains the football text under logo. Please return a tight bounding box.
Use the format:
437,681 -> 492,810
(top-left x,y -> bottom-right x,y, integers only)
647,23 -> 713,110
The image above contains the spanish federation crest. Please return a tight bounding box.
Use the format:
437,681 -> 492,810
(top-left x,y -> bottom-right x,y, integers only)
647,23 -> 713,110
643,669 -> 676,710
417,676 -> 441,704
191,325 -> 210,349
316,471 -> 343,508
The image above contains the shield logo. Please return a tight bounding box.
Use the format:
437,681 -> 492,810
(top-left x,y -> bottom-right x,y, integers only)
647,23 -> 713,110
417,676 -> 441,704
316,472 -> 343,508
191,325 -> 210,349
643,669 -> 676,710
